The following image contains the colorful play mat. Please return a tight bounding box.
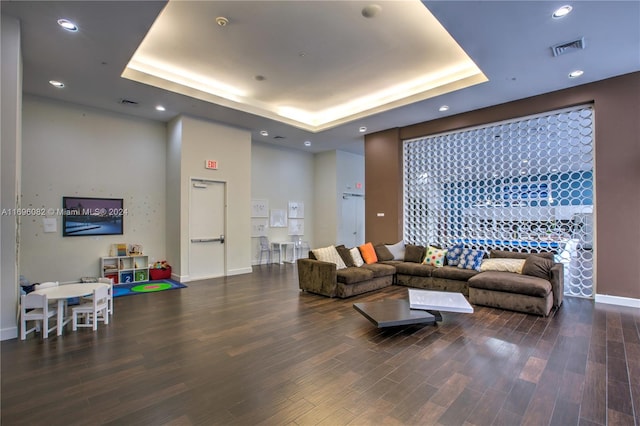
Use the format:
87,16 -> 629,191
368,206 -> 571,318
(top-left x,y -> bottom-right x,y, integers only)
112,280 -> 187,298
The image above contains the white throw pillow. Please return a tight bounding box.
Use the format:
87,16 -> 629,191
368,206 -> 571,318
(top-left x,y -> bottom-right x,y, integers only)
349,247 -> 365,267
480,258 -> 526,274
312,245 -> 347,269
385,240 -> 405,260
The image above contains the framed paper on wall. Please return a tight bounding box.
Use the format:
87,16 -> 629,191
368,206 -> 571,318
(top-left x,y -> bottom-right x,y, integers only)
288,219 -> 304,235
251,199 -> 269,218
288,201 -> 304,218
251,218 -> 268,237
270,209 -> 287,227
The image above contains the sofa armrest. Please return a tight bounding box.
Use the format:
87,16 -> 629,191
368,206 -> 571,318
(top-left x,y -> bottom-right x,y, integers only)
297,258 -> 338,297
550,263 -> 564,308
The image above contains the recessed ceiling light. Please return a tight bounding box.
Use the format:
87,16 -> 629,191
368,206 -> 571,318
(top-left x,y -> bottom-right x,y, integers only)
155,105 -> 166,111
57,19 -> 78,32
552,5 -> 573,19
304,141 -> 311,147
49,80 -> 65,88
359,126 -> 367,133
568,69 -> 584,78
522,159 -> 529,163
260,130 -> 268,136
215,16 -> 229,27
439,105 -> 449,112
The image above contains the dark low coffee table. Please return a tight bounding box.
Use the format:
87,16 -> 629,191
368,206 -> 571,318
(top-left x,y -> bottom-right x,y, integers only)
353,299 -> 436,328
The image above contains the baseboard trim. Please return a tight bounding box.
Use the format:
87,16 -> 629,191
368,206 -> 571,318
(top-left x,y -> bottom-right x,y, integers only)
227,267 -> 252,276
1,327 -> 18,341
595,294 -> 640,309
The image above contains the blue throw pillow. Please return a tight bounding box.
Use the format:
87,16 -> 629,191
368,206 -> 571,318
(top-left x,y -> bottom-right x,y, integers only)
446,243 -> 465,266
457,248 -> 485,271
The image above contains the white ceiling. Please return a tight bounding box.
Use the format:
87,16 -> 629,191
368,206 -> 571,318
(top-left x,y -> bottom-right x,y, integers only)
123,0 -> 487,132
2,1 -> 639,155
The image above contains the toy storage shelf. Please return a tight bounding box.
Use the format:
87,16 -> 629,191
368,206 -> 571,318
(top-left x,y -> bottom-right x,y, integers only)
101,255 -> 149,284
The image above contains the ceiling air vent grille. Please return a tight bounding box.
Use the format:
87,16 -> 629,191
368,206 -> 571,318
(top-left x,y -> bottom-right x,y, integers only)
551,37 -> 585,57
119,98 -> 139,106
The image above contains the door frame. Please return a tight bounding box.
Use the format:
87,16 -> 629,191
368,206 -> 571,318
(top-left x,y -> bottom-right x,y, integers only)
187,177 -> 227,280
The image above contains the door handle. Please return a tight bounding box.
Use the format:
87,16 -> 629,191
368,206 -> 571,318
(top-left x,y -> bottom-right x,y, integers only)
191,235 -> 225,244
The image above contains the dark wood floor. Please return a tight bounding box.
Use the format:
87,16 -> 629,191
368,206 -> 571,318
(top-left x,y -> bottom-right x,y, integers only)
2,265 -> 639,426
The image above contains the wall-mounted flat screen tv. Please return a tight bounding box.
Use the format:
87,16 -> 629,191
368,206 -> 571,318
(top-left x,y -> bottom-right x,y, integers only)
62,196 -> 124,236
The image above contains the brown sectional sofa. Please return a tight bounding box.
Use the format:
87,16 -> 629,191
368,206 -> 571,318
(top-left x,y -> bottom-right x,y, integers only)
297,245 -> 563,316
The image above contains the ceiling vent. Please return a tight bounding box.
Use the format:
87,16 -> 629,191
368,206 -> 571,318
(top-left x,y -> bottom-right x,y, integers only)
119,98 -> 139,106
551,37 -> 585,57
273,135 -> 286,139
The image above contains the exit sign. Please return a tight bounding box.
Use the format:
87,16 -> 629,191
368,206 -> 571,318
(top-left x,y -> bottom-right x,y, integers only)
205,160 -> 218,170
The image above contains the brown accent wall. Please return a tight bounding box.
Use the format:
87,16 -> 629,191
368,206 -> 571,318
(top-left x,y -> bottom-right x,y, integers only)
365,72 -> 640,299
364,128 -> 403,245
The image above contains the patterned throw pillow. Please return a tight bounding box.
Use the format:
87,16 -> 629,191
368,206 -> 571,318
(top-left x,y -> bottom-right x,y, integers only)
422,246 -> 447,267
311,245 -> 347,270
446,243 -> 465,266
457,248 -> 485,271
349,247 -> 365,267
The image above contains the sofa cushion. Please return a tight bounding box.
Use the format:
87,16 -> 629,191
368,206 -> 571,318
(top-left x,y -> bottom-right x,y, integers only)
480,258 -> 525,274
446,243 -> 465,266
490,250 -> 554,260
423,246 -> 447,267
359,242 -> 378,264
385,241 -> 405,260
312,245 -> 346,269
335,245 -> 355,267
361,263 -> 396,278
522,255 -> 555,280
374,244 -> 394,261
457,248 -> 485,271
394,262 -> 434,277
468,271 -> 552,298
350,247 -> 365,267
404,244 -> 425,263
431,265 -> 480,281
336,267 -> 374,284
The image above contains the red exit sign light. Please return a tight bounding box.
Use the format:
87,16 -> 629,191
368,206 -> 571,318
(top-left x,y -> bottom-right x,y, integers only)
205,160 -> 218,170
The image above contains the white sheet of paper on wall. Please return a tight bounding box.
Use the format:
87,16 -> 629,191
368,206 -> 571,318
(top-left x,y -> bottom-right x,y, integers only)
42,218 -> 57,233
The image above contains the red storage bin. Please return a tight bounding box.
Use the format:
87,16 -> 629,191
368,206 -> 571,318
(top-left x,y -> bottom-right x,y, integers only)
149,267 -> 171,280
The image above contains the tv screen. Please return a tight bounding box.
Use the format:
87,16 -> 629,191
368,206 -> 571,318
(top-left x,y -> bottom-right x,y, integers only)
62,196 -> 124,236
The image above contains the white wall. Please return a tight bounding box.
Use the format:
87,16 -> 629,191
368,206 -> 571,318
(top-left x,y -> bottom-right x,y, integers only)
20,96 -> 167,283
177,115 -> 252,277
313,151 -> 338,248
313,150 -> 365,248
337,150 -> 365,196
1,15 -> 22,340
166,118 -> 182,274
251,142 -> 315,264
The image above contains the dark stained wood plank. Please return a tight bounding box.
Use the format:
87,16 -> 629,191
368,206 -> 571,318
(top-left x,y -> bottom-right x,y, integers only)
1,265 -> 639,425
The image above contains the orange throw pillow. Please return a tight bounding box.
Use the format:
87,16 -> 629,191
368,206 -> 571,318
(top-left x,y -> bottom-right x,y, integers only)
359,242 -> 378,264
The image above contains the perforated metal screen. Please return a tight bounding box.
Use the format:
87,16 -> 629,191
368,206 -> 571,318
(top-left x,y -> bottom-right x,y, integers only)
404,105 -> 594,298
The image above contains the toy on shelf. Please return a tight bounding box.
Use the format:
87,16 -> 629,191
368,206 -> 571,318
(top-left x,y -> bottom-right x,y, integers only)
129,244 -> 143,256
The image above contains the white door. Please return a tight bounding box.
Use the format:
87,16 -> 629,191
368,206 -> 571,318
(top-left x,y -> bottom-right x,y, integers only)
339,194 -> 365,247
189,179 -> 225,280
